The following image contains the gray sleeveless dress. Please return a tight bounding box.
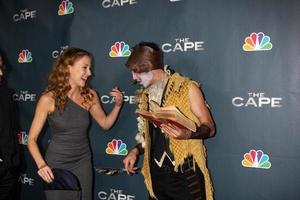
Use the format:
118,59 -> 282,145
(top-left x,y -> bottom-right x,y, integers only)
45,98 -> 92,200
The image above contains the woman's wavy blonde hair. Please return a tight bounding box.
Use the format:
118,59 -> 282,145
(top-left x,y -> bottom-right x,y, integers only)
44,47 -> 94,111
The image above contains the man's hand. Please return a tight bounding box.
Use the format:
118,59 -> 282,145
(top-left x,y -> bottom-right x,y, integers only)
160,123 -> 192,139
123,148 -> 139,175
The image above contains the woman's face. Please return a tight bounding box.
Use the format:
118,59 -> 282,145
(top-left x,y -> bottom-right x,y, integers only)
68,55 -> 92,88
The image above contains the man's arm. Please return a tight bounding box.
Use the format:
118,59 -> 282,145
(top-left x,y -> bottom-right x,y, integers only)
188,83 -> 215,138
161,83 -> 215,139
134,143 -> 144,155
123,143 -> 143,175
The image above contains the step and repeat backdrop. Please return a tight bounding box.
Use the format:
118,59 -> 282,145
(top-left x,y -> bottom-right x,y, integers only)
1,0 -> 300,199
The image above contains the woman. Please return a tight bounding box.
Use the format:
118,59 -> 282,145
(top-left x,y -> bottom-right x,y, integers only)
27,48 -> 123,200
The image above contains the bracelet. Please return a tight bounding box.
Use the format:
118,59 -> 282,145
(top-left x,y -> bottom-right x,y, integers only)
190,124 -> 211,139
38,164 -> 47,170
135,143 -> 144,155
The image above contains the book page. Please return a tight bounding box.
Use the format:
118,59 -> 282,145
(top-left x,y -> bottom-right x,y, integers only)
136,106 -> 197,132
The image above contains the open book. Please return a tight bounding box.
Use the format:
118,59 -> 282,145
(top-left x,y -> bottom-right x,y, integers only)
136,104 -> 197,132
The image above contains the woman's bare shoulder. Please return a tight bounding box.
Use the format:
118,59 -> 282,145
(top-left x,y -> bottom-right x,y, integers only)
38,92 -> 55,113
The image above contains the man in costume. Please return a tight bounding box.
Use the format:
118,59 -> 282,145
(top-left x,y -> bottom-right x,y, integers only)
123,42 -> 215,200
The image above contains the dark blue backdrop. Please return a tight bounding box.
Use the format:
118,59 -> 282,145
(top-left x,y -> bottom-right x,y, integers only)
1,0 -> 299,199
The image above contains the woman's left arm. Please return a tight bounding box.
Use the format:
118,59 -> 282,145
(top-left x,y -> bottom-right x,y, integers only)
89,87 -> 123,130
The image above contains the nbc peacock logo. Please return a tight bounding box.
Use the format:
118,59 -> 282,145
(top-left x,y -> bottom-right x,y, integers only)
18,131 -> 28,145
105,139 -> 128,155
243,32 -> 272,51
18,49 -> 32,63
58,0 -> 74,16
241,149 -> 271,169
109,41 -> 131,57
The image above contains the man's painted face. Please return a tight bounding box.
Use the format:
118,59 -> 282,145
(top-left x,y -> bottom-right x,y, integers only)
131,70 -> 153,88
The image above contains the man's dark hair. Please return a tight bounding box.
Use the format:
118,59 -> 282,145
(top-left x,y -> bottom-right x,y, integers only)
138,41 -> 161,52
125,41 -> 164,72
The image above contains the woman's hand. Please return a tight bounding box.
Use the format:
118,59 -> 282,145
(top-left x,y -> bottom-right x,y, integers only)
110,86 -> 123,107
37,164 -> 54,183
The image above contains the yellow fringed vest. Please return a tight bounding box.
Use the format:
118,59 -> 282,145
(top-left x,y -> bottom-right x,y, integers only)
138,73 -> 214,199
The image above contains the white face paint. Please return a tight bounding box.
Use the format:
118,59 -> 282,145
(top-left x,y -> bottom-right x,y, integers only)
139,71 -> 153,87
132,71 -> 153,88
